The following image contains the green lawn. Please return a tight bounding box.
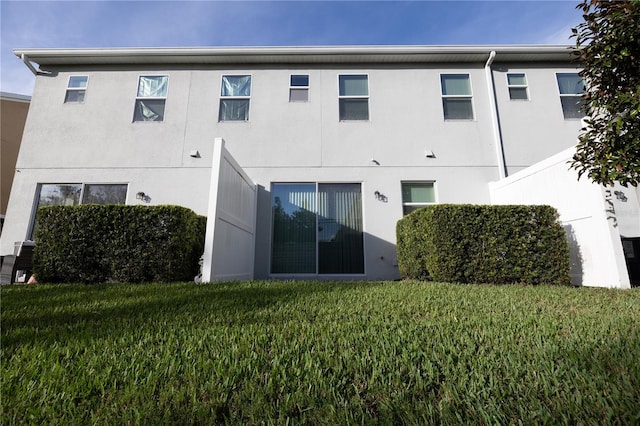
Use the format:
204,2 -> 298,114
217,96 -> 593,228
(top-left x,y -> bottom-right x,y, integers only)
2,281 -> 639,425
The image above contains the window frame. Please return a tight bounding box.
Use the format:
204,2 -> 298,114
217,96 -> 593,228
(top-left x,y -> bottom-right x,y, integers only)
219,74 -> 252,122
401,181 -> 436,215
289,74 -> 309,102
133,75 -> 169,123
506,73 -> 529,101
338,74 -> 370,121
27,182 -> 129,240
64,75 -> 89,104
440,73 -> 474,120
556,72 -> 586,120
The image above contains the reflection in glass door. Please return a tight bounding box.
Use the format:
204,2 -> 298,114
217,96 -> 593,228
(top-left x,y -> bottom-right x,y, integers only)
271,183 -> 364,274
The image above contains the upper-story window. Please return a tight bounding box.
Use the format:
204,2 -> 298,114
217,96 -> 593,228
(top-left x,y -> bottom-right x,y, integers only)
219,75 -> 251,121
507,73 -> 529,100
339,75 -> 369,121
556,73 -> 586,119
64,76 -> 88,103
441,74 -> 474,120
290,74 -> 309,102
133,75 -> 168,122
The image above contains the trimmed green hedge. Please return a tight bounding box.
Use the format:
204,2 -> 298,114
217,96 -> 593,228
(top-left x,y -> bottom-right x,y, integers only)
33,205 -> 206,283
397,204 -> 571,285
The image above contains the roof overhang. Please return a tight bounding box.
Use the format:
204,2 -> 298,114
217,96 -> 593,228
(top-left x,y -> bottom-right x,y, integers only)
14,45 -> 578,70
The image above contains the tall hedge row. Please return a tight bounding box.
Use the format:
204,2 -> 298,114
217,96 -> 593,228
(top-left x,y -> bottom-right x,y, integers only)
33,205 -> 206,283
396,204 -> 571,285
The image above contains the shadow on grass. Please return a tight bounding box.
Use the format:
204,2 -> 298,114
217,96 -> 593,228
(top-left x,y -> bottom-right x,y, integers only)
1,280 -> 388,350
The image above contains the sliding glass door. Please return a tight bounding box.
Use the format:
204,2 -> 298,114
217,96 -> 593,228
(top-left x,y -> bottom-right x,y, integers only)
271,183 -> 364,274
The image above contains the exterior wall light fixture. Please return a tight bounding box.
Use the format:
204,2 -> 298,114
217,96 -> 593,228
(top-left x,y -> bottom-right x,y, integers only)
136,192 -> 151,203
374,191 -> 388,202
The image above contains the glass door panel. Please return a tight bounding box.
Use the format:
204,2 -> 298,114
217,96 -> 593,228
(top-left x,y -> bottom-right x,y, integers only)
271,183 -> 317,273
318,183 -> 364,274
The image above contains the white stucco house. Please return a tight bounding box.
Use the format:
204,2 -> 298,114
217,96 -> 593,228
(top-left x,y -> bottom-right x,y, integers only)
2,45 -> 638,287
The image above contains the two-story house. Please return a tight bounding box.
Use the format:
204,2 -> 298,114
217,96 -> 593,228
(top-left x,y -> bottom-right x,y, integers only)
2,46 -> 637,287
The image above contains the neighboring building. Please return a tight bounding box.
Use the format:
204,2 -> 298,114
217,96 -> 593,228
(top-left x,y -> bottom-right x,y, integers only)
1,46 -> 637,287
0,92 -> 31,232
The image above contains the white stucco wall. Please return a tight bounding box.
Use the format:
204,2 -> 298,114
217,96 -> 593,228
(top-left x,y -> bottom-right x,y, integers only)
1,59 -> 587,281
489,147 -> 633,288
491,64 -> 583,175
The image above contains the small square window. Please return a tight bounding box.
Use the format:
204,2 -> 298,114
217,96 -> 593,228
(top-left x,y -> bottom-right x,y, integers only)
339,75 -> 369,121
290,74 -> 309,102
220,75 -> 251,121
556,73 -> 586,119
507,73 -> 529,100
401,182 -> 435,215
64,76 -> 88,103
441,74 -> 473,120
133,75 -> 168,122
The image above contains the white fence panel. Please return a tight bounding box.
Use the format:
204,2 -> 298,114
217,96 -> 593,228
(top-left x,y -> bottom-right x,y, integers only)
489,147 -> 631,289
202,138 -> 257,281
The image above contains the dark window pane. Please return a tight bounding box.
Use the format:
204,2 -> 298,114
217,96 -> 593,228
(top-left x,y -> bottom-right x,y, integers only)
219,99 -> 250,121
403,205 -> 422,215
82,184 -> 127,204
30,184 -> 82,239
339,75 -> 368,96
64,90 -> 85,103
441,75 -> 471,96
557,73 -> 585,94
402,183 -> 434,203
507,74 -> 526,86
443,98 -> 473,120
133,99 -> 165,122
509,87 -> 528,100
318,183 -> 364,274
561,96 -> 585,119
271,183 -> 317,274
68,76 -> 88,88
339,99 -> 369,120
290,75 -> 309,87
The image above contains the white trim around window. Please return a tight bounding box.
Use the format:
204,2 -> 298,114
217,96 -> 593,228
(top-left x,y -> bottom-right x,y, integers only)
440,73 -> 474,120
133,75 -> 169,122
289,74 -> 309,102
219,74 -> 252,122
506,73 -> 529,101
338,74 -> 370,121
27,182 -> 129,240
401,181 -> 436,215
64,75 -> 88,103
556,72 -> 586,120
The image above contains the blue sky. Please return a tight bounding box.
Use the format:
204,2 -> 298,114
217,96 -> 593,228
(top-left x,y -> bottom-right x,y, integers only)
1,1 -> 583,96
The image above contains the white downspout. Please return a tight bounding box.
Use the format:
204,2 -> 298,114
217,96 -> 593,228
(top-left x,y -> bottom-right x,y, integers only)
20,54 -> 50,76
485,51 -> 507,179
21,54 -> 40,75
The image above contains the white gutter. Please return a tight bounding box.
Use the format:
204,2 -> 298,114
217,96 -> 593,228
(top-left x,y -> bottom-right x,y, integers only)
20,54 -> 50,76
485,51 -> 507,179
14,45 -> 577,67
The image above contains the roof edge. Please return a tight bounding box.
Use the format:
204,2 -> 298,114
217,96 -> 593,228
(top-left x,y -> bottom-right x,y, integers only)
14,45 -> 578,67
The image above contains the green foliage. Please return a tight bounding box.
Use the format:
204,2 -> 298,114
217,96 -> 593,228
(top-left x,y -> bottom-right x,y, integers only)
33,205 -> 206,283
397,204 -> 571,285
1,281 -> 639,424
571,0 -> 640,186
